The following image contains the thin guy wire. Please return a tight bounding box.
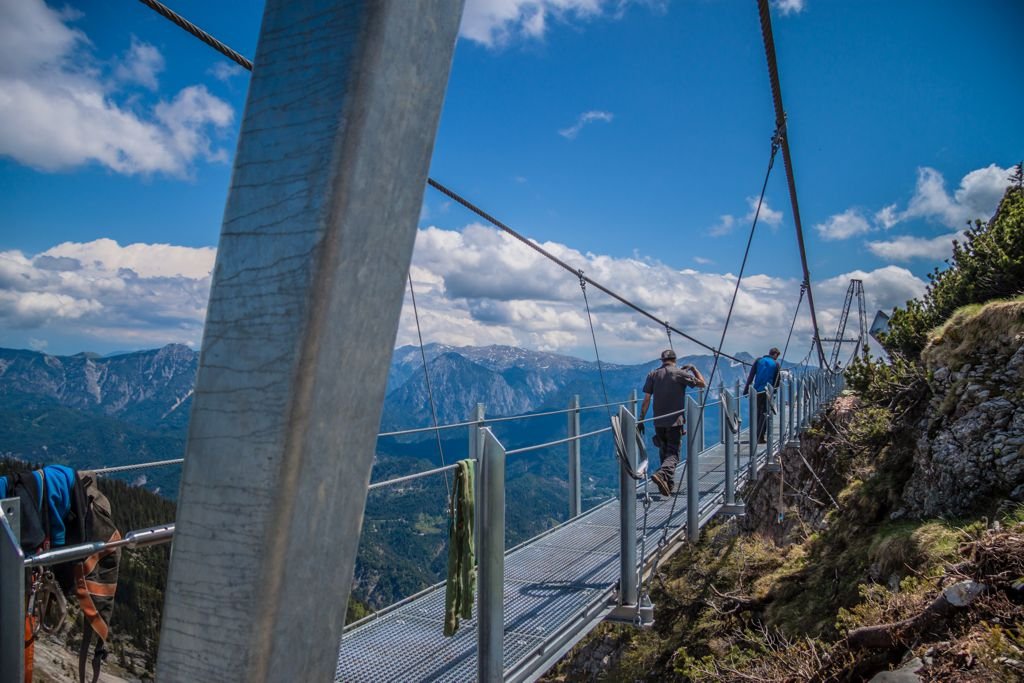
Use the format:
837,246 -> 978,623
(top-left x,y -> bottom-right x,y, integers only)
135,0 -> 252,70
579,271 -> 612,419
780,283 -> 805,365
131,1 -> 752,369
408,273 -> 451,502
649,127 -> 781,576
427,179 -> 751,368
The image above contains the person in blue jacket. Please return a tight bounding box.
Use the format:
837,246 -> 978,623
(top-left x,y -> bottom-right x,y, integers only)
743,347 -> 781,443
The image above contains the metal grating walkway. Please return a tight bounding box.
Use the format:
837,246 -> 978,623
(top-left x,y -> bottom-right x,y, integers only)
336,431 -> 769,683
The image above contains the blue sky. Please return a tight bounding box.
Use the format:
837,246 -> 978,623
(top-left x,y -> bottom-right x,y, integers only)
1,0 -> 1021,362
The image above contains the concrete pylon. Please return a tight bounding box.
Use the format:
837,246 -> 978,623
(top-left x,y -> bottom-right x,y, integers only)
156,2 -> 464,681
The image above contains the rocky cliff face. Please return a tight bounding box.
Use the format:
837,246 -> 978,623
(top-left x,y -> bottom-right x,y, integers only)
901,300 -> 1024,516
0,344 -> 198,430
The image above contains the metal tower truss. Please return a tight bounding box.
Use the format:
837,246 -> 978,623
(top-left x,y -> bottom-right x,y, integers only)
821,279 -> 867,369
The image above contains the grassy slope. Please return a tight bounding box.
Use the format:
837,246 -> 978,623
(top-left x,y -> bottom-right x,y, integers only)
545,298 -> 1024,681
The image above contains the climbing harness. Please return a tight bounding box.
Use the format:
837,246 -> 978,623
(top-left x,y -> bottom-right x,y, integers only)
27,570 -> 67,640
408,273 -> 452,503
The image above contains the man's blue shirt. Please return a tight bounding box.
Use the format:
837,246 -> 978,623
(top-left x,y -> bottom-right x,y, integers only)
749,356 -> 780,392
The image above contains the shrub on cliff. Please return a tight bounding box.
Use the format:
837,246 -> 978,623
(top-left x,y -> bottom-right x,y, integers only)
884,166 -> 1024,358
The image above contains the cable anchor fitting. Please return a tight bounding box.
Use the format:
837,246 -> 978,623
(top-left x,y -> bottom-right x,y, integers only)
771,113 -> 787,154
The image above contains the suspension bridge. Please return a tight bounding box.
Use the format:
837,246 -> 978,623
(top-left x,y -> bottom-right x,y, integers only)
0,0 -> 864,681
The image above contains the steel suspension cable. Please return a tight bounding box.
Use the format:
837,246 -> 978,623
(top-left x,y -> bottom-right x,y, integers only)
408,273 -> 451,502
780,283 -> 805,365
578,271 -> 612,417
135,0 -> 252,70
647,124 -> 783,578
756,0 -> 827,369
427,179 -> 751,367
130,1 -> 751,369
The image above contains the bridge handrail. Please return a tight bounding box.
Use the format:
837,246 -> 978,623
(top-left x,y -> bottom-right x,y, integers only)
91,459 -> 184,475
23,523 -> 175,568
367,462 -> 461,491
376,398 -> 628,438
505,426 -> 613,456
90,401 -> 647,475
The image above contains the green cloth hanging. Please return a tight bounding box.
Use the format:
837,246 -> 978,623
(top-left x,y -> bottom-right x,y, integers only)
444,459 -> 476,637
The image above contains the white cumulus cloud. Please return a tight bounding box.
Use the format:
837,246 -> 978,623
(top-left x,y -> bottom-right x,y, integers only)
887,165 -> 1013,230
207,61 -> 245,83
0,0 -> 234,177
772,0 -> 806,15
398,224 -> 924,362
709,214 -> 736,237
558,110 -> 614,139
865,232 -> 962,262
0,239 -> 215,347
814,208 -> 871,241
114,36 -> 165,91
2,228 -> 929,362
746,196 -> 783,228
462,0 -> 611,47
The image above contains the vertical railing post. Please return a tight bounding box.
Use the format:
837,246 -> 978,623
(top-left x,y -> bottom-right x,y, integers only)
618,406 -> 638,607
787,379 -> 795,442
686,396 -> 701,542
798,378 -> 806,428
722,391 -> 736,505
734,389 -> 743,474
695,388 -> 705,453
810,374 -> 816,417
765,385 -> 775,466
719,383 -> 726,445
568,395 -> 581,519
478,428 -> 506,683
813,373 -> 819,417
470,403 -> 485,552
778,380 -> 787,446
748,386 -> 758,479
0,498 -> 24,683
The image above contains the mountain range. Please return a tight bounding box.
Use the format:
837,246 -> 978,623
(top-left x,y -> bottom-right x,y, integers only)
0,342 -> 770,605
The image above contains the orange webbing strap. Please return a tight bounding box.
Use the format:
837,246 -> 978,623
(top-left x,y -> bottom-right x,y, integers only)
73,530 -> 121,641
24,613 -> 35,683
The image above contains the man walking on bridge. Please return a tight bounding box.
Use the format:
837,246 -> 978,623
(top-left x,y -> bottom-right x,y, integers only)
744,347 -> 781,444
639,349 -> 706,496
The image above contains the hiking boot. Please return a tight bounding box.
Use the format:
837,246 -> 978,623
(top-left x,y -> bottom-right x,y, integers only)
651,471 -> 672,497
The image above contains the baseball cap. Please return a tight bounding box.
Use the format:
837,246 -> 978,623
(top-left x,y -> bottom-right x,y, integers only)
660,349 -> 676,361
